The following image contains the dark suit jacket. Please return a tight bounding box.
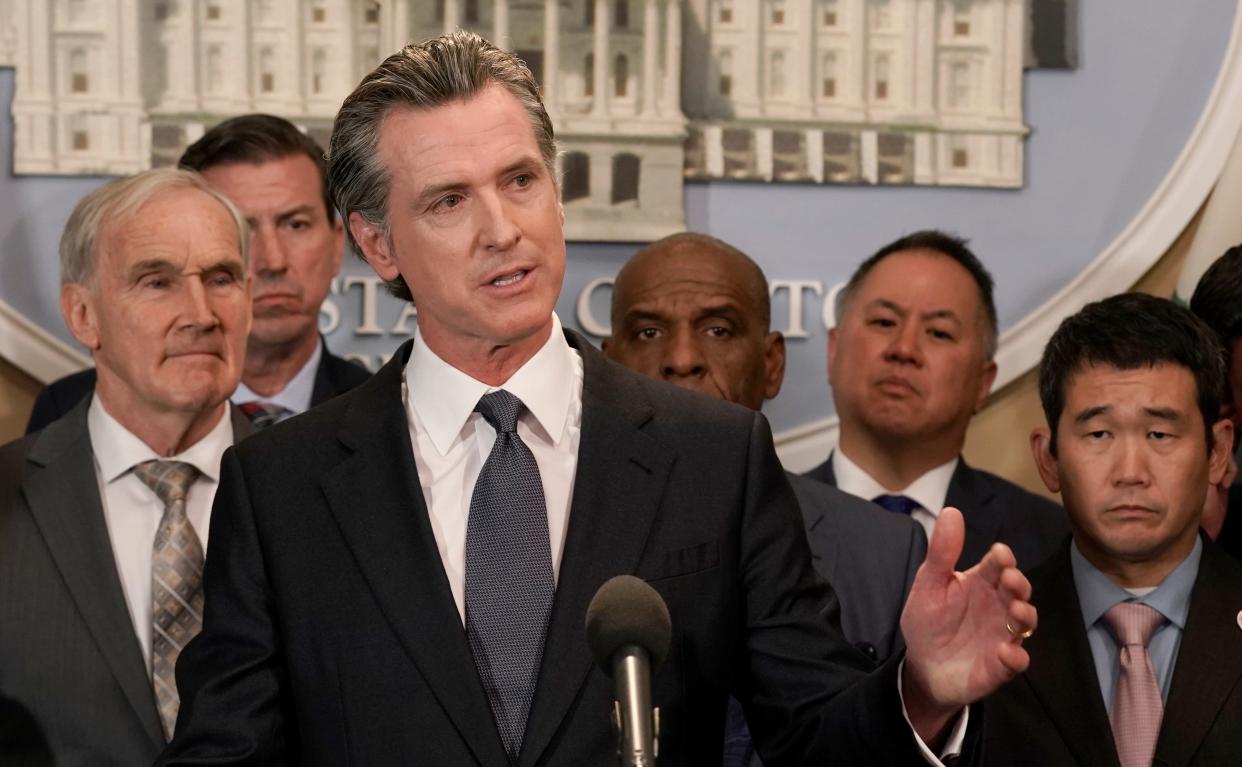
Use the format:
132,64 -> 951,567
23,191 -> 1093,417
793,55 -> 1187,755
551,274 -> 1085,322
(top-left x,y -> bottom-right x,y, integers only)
1218,484 -> 1242,563
982,536 -> 1242,766
806,456 -> 1068,571
787,473 -> 925,661
24,337 -> 371,434
0,400 -> 254,766
159,333 -> 946,767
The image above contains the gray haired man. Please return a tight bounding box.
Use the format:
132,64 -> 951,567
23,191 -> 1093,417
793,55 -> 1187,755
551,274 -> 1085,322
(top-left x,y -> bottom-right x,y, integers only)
0,168 -> 253,764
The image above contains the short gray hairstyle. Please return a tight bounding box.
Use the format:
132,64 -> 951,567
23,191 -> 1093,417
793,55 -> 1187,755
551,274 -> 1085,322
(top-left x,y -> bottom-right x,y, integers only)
59,167 -> 249,286
328,30 -> 557,302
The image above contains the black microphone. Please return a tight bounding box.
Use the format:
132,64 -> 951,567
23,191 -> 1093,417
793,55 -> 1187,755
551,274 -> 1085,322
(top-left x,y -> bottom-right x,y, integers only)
585,575 -> 672,767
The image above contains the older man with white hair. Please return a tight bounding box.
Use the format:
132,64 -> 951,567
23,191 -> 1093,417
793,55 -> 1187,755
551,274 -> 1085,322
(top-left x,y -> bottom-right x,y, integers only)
0,168 -> 252,765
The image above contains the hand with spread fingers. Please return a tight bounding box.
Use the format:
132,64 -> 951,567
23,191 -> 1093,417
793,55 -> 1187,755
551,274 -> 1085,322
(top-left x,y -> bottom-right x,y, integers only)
899,506 -> 1037,747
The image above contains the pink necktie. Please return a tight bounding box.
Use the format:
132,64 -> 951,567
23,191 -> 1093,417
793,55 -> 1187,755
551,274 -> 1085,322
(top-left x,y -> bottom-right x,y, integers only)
1103,602 -> 1167,767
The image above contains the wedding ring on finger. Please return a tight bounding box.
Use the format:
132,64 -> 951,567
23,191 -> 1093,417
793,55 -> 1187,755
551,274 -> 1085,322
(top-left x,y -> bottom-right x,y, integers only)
1006,620 -> 1034,640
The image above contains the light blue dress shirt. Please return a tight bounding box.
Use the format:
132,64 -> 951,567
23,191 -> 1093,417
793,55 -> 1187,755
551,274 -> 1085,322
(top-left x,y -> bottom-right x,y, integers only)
231,340 -> 322,421
1070,537 -> 1201,712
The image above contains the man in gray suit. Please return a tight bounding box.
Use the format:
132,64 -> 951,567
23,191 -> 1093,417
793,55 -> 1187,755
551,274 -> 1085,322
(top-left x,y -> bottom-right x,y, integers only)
605,232 -> 927,767
604,232 -> 926,660
0,168 -> 253,765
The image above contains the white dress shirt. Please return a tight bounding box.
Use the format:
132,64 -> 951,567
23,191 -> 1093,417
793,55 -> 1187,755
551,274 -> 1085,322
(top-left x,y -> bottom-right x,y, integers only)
88,396 -> 233,671
833,450 -> 968,762
832,449 -> 959,542
404,314 -> 583,622
401,315 -> 960,760
232,339 -> 322,419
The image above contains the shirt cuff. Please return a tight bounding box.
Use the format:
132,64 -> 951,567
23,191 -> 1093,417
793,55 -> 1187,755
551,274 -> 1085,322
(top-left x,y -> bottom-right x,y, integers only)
897,658 -> 968,765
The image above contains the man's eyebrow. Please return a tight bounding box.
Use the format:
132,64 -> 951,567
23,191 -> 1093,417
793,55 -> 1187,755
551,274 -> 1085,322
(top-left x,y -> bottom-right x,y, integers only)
1142,406 -> 1185,422
864,298 -> 906,315
126,258 -> 177,280
621,308 -> 672,325
411,157 -> 545,210
921,309 -> 963,325
692,302 -> 745,320
274,205 -> 319,225
1073,405 -> 1111,424
864,299 -> 962,324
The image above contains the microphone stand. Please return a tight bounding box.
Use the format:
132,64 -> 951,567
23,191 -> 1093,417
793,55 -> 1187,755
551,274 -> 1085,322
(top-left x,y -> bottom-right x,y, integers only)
609,644 -> 660,766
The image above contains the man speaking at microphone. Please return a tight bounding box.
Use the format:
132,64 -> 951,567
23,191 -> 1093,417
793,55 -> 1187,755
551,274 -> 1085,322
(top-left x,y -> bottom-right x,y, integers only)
162,32 -> 1035,766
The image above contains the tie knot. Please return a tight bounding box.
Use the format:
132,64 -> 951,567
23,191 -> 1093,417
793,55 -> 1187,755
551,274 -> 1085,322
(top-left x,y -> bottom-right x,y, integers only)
475,389 -> 524,434
132,460 -> 200,506
1103,602 -> 1167,648
872,494 -> 921,516
239,401 -> 292,429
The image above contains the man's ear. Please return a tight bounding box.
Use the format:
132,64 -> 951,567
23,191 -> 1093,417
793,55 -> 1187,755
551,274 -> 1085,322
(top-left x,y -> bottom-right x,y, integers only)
973,359 -> 999,414
1208,417 -> 1235,486
763,331 -> 786,400
60,282 -> 101,351
329,216 -> 346,274
826,327 -> 839,386
1030,426 -> 1062,494
348,212 -> 399,282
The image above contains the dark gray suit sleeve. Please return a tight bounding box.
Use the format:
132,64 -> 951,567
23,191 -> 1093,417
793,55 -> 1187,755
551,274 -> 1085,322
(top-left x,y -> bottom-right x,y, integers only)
735,414 -> 939,765
157,447 -> 295,765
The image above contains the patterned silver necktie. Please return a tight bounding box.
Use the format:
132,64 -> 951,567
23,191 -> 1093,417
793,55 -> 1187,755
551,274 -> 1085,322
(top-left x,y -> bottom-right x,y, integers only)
132,459 -> 203,742
464,390 -> 555,761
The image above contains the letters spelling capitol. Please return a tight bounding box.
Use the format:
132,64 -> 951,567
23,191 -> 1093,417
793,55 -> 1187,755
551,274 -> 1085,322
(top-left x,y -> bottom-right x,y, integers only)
321,267 -> 837,372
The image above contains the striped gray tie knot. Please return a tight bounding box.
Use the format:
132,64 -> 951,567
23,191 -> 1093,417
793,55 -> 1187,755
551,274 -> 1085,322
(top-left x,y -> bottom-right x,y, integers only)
132,459 -> 203,742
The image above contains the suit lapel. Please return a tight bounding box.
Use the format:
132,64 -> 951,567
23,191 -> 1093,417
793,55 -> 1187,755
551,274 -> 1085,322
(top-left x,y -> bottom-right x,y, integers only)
318,343 -> 509,767
1018,546 -> 1121,767
791,474 -> 841,585
21,401 -> 165,749
1155,539 -> 1242,766
519,335 -> 675,767
309,336 -> 335,406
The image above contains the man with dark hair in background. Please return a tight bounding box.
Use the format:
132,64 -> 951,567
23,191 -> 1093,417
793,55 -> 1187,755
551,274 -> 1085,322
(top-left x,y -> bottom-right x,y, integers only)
161,32 -> 1037,766
983,292 -> 1242,765
808,230 -> 1068,570
25,114 -> 369,433
1188,244 -> 1242,560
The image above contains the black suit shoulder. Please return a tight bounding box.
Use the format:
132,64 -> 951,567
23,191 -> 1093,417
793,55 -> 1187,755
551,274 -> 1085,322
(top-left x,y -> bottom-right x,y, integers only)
24,368 -> 96,435
310,347 -> 373,406
950,462 -> 1068,569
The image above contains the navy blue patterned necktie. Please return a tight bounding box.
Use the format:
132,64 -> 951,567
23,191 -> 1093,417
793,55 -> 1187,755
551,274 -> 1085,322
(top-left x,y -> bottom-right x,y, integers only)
465,390 -> 555,761
872,494 -> 921,516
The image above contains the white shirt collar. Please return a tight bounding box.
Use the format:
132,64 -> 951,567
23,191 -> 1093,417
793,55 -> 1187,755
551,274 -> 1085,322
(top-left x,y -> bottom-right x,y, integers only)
407,313 -> 577,457
232,339 -> 322,414
87,394 -> 235,483
831,449 -> 959,516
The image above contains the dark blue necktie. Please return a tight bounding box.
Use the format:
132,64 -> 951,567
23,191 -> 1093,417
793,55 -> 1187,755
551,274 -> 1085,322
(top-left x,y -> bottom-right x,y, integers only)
872,494 -> 921,516
465,390 -> 555,761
